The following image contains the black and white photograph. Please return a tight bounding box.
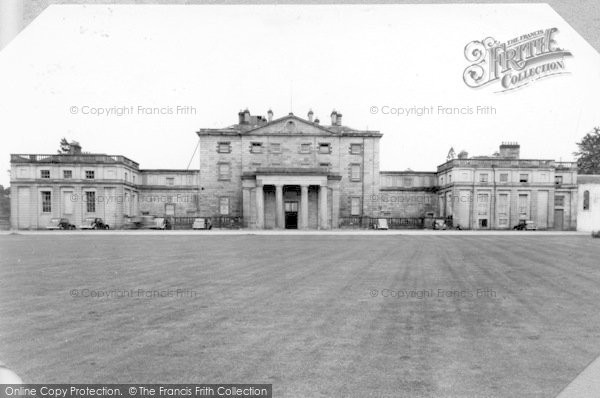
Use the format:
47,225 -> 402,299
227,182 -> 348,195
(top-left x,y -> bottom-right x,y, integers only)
1,0 -> 600,397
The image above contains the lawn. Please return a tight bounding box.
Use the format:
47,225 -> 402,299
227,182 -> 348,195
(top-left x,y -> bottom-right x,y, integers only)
1,234 -> 599,397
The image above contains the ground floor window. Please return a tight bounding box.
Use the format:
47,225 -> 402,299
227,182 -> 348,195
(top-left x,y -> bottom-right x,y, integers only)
554,195 -> 565,207
165,203 -> 175,216
219,197 -> 230,215
351,197 -> 361,216
85,191 -> 96,213
518,194 -> 529,218
41,191 -> 51,212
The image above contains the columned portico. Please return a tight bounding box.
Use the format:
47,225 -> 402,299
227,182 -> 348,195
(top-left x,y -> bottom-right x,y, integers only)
300,185 -> 309,229
255,182 -> 264,229
275,184 -> 284,229
245,169 -> 336,230
319,184 -> 329,229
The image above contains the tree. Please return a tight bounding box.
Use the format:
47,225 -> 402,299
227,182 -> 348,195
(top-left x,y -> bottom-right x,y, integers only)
575,127 -> 600,174
58,137 -> 70,154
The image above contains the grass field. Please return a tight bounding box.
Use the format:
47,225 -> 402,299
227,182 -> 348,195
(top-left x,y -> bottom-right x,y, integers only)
1,234 -> 600,397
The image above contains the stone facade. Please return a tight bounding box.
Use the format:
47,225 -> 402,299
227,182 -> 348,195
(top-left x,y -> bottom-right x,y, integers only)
576,175 -> 600,232
197,110 -> 381,229
8,110 -> 582,230
436,143 -> 578,230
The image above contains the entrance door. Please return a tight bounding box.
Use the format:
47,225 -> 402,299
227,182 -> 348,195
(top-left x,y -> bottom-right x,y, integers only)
284,201 -> 298,229
554,209 -> 564,230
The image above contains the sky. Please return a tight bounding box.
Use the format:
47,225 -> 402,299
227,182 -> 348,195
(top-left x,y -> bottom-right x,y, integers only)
0,4 -> 599,186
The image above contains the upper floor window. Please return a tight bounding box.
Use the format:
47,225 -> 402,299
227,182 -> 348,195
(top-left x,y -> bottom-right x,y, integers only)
132,175 -> 136,184
555,175 -> 563,185
270,143 -> 281,153
500,173 -> 508,182
319,162 -> 331,168
350,144 -> 362,154
318,143 -> 331,154
166,177 -> 175,186
40,170 -> 50,179
124,172 -> 128,181
218,163 -> 231,180
300,143 -> 311,153
519,174 -> 529,183
350,164 -> 361,181
63,170 -> 72,179
479,173 -> 489,183
218,142 -> 231,153
583,190 -> 590,210
250,142 -> 263,154
86,170 -> 95,179
41,191 -> 51,212
403,178 -> 413,187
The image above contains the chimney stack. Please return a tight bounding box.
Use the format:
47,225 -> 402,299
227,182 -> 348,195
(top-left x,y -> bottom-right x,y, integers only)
243,108 -> 251,124
336,112 -> 342,126
499,142 -> 520,159
267,109 -> 273,122
314,118 -> 320,125
330,110 -> 337,126
238,110 -> 244,124
307,109 -> 314,122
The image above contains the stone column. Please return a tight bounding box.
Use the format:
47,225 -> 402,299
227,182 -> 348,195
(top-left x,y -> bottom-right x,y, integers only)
275,184 -> 284,229
300,185 -> 309,229
255,183 -> 264,229
319,184 -> 329,229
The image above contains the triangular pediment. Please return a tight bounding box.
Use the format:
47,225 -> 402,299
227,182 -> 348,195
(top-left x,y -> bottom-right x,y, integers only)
242,115 -> 337,136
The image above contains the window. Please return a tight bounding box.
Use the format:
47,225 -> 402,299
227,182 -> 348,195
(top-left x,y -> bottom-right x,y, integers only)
583,190 -> 590,210
186,175 -> 194,185
300,143 -> 311,153
477,194 -> 489,215
166,177 -> 175,186
403,178 -> 413,187
41,191 -> 51,212
555,176 -> 563,185
351,197 -> 361,216
519,174 -> 529,183
448,174 -> 452,183
500,173 -> 508,182
318,143 -> 331,154
63,170 -> 72,179
85,192 -> 96,213
250,142 -> 263,153
350,164 -> 361,181
518,194 -> 529,217
219,197 -> 230,215
270,143 -> 281,153
40,170 -> 50,179
319,162 -> 331,168
440,177 -> 444,185
498,193 -> 509,227
86,170 -> 95,179
555,195 -> 564,207
479,173 -> 489,183
218,163 -> 230,180
132,175 -> 136,184
165,203 -> 175,216
124,172 -> 128,181
350,144 -> 362,154
284,202 -> 298,212
218,142 -> 231,153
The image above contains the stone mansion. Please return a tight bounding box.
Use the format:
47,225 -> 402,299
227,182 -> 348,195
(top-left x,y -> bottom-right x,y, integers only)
9,108 -> 593,231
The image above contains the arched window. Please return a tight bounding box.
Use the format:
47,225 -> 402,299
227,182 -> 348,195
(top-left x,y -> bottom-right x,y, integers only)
583,190 -> 590,211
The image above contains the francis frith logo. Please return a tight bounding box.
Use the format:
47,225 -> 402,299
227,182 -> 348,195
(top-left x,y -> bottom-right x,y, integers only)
463,28 -> 572,92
